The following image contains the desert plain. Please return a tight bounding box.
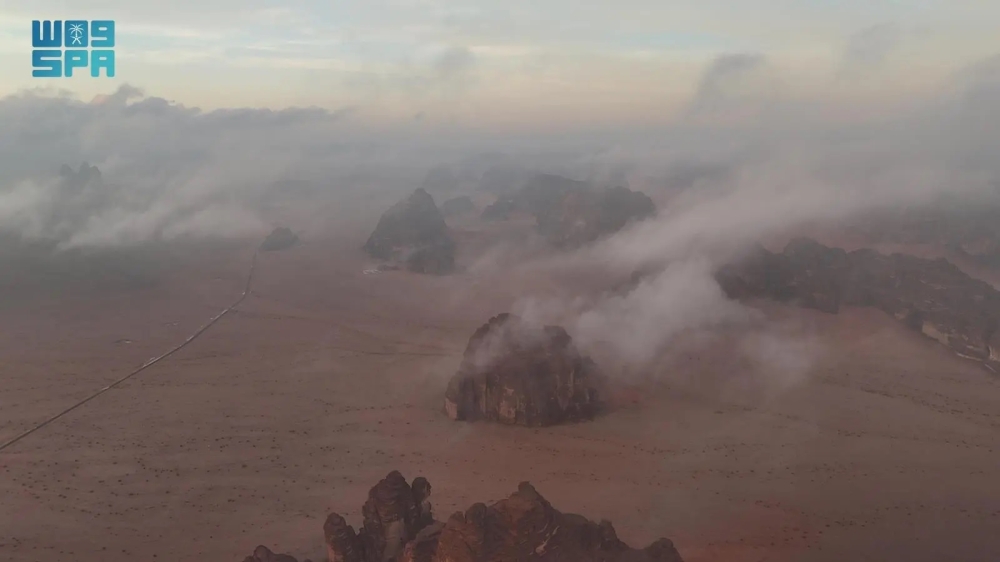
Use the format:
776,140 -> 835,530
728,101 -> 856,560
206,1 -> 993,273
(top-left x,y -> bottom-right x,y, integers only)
1,189 -> 999,562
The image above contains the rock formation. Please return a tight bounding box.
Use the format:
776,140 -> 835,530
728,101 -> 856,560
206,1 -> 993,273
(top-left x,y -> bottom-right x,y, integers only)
481,174 -> 655,248
444,313 -> 606,426
535,186 -> 656,249
716,237 -> 1000,369
517,174 -> 591,216
363,189 -> 456,274
480,197 -> 519,221
478,164 -> 529,195
420,165 -> 460,194
481,174 -> 587,221
260,227 -> 299,252
251,471 -> 685,562
429,481 -> 683,562
240,545 -> 309,562
59,161 -> 102,185
318,471 -> 436,562
360,470 -> 433,561
440,196 -> 476,217
850,196 -> 1000,267
324,514 -> 364,562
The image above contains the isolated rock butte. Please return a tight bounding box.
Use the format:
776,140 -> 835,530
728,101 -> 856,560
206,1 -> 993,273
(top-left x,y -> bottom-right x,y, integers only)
444,313 -> 606,426
439,195 -> 476,217
716,237 -> 1000,369
260,227 -> 299,252
363,188 -> 456,274
247,471 -> 684,562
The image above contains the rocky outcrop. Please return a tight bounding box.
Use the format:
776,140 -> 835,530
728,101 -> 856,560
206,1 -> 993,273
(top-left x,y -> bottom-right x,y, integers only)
321,471 -> 434,562
535,186 -> 656,249
360,471 -> 432,561
433,481 -> 683,562
250,472 -> 685,562
420,165 -> 460,194
851,198 -> 1000,267
240,545 -> 308,562
716,237 -> 1000,369
478,165 -> 529,195
480,197 -> 519,221
260,227 -> 299,252
324,514 -> 364,562
364,189 -> 456,274
481,174 -> 587,221
440,196 -> 476,217
444,313 -> 606,426
481,175 -> 655,248
398,522 -> 444,562
518,174 -> 591,217
60,161 -> 102,184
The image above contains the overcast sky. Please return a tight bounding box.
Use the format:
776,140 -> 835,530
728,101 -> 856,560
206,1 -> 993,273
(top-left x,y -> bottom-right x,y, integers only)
1,0 -> 998,250
2,0 -> 998,126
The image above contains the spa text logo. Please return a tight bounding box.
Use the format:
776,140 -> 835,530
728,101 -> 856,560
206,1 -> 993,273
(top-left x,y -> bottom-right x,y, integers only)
32,20 -> 115,77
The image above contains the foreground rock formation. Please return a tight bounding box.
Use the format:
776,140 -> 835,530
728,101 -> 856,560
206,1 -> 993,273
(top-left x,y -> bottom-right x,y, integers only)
243,471 -> 684,562
444,313 -> 606,426
481,174 -> 655,248
363,189 -> 456,274
716,237 -> 1000,369
260,227 -> 299,252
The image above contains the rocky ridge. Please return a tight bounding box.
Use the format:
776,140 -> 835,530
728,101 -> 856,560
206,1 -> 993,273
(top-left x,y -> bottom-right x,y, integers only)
242,471 -> 684,562
716,237 -> 1000,369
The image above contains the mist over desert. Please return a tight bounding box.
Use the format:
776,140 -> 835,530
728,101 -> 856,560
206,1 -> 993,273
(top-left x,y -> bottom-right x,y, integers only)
2,10 -> 1000,559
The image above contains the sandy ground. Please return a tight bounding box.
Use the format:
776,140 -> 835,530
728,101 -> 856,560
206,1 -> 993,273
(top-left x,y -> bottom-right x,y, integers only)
1,197 -> 999,562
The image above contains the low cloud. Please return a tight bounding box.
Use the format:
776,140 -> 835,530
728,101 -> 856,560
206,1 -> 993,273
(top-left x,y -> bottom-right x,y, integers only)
0,85 -> 371,248
473,50 -> 1000,389
683,53 -> 776,122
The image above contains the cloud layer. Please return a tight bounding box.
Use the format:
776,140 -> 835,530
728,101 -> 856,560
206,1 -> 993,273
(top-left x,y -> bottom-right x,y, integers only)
1,38 -> 998,252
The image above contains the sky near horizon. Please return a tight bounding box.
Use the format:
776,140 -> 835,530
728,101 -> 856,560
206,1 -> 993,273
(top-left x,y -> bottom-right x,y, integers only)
1,0 -> 998,127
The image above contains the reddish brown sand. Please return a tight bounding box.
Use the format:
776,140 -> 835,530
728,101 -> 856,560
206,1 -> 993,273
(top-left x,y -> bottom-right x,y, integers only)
1,196 -> 999,562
